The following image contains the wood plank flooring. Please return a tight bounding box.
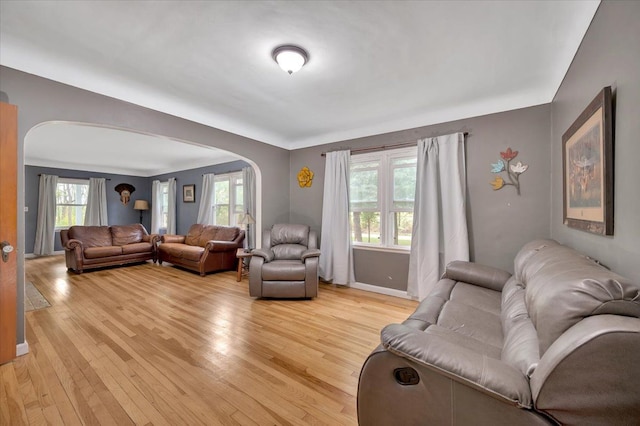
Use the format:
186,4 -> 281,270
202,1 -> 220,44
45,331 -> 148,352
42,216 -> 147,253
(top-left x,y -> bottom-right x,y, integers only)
1,256 -> 417,425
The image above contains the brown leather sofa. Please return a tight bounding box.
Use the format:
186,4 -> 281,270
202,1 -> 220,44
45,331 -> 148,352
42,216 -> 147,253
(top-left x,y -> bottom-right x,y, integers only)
358,239 -> 640,425
61,224 -> 159,273
158,224 -> 244,276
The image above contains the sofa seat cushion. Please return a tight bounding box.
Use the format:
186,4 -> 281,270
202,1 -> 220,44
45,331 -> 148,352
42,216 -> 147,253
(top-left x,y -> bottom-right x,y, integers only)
159,243 -> 204,261
84,246 -> 122,259
68,226 -> 112,247
262,260 -> 306,281
111,224 -> 145,246
121,242 -> 153,255
425,324 -> 502,359
438,301 -> 503,349
449,282 -> 502,315
402,278 -> 503,349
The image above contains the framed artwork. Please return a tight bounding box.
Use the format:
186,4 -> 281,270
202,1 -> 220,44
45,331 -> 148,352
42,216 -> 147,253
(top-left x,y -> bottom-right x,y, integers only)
183,184 -> 196,203
562,86 -> 613,235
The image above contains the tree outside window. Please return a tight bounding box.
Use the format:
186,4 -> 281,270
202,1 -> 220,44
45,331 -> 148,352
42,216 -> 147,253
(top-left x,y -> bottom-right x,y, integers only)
55,178 -> 89,230
214,172 -> 243,226
350,148 -> 416,249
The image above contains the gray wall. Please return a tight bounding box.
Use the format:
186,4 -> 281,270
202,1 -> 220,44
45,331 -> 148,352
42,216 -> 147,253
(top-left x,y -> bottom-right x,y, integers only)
0,65 -> 290,345
25,166 -> 151,253
290,104 -> 552,289
151,160 -> 249,235
550,1 -> 640,283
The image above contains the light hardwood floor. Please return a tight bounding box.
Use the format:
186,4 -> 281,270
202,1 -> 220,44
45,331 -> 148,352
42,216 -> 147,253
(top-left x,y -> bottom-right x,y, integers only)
1,256 -> 417,425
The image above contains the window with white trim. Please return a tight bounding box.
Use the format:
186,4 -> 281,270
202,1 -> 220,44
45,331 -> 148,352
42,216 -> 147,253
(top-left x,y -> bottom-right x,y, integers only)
55,178 -> 89,230
349,148 -> 417,249
158,181 -> 169,230
214,172 -> 244,226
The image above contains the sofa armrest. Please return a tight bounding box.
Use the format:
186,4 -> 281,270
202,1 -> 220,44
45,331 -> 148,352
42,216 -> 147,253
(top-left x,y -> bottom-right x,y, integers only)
443,260 -> 512,292
143,234 -> 160,244
232,230 -> 245,246
205,240 -> 239,252
301,248 -> 321,261
252,248 -> 274,263
161,234 -> 185,244
381,323 -> 532,408
64,238 -> 84,252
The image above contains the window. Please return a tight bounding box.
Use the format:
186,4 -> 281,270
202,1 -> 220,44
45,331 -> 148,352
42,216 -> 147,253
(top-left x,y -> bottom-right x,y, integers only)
214,172 -> 244,226
55,178 -> 89,230
350,148 -> 416,249
158,181 -> 169,230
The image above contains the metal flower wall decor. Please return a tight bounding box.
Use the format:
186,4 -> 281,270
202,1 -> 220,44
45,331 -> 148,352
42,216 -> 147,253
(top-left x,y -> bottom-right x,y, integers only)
490,148 -> 528,195
297,166 -> 314,188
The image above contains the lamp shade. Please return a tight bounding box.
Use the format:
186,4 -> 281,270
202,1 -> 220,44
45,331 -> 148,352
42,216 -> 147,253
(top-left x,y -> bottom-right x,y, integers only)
272,45 -> 308,75
133,200 -> 149,210
239,212 -> 255,225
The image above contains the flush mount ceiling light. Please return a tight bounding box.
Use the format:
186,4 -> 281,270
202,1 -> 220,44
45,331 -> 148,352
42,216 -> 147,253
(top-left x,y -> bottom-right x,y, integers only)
272,45 -> 309,75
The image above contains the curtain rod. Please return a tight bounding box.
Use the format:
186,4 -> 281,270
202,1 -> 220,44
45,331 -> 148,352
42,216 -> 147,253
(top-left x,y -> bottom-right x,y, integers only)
202,169 -> 243,176
38,174 -> 111,181
320,131 -> 469,157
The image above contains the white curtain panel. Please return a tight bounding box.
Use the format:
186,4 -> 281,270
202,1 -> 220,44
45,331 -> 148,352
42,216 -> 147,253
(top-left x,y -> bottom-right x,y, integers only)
33,174 -> 58,255
319,150 -> 355,285
84,177 -> 108,226
407,132 -> 469,300
196,173 -> 215,225
167,177 -> 177,234
242,166 -> 256,249
151,180 -> 162,234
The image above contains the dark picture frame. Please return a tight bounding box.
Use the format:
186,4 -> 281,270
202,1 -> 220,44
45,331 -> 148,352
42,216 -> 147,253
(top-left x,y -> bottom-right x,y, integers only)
183,184 -> 196,203
562,86 -> 613,235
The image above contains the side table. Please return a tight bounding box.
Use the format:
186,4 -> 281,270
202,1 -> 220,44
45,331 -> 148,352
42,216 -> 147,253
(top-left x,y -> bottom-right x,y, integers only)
236,248 -> 253,282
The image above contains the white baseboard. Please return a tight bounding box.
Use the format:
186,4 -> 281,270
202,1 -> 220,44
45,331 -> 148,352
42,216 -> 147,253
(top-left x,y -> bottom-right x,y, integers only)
25,250 -> 64,259
16,341 -> 30,356
350,281 -> 412,300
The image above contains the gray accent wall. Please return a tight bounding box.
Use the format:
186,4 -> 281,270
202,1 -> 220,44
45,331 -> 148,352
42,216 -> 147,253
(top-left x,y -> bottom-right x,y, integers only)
290,104 -> 552,289
151,160 -> 249,235
25,166 -> 151,253
550,1 -> 640,283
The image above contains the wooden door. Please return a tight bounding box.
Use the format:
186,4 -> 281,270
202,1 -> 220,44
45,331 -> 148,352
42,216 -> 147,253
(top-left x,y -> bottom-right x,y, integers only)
0,101 -> 18,365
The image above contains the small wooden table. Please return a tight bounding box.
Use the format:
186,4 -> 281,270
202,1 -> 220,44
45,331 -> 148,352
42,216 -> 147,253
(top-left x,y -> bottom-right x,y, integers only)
236,248 -> 253,282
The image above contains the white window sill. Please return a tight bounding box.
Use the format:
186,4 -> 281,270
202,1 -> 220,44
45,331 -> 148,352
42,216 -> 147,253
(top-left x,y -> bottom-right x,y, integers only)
352,245 -> 410,254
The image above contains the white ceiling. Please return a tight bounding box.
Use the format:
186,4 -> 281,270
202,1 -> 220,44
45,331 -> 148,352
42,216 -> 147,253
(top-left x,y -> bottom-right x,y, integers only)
1,1 -> 599,165
25,122 -> 240,177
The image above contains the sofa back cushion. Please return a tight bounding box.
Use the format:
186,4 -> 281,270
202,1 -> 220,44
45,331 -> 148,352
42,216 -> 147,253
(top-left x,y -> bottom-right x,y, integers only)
269,224 -> 309,260
67,226 -> 112,248
111,224 -> 147,246
270,224 -> 309,247
518,241 -> 640,354
501,277 -> 540,377
214,226 -> 239,242
185,224 -> 239,247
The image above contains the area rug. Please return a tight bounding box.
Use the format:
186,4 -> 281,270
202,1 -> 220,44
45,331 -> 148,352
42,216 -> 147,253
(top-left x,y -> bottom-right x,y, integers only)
25,281 -> 51,311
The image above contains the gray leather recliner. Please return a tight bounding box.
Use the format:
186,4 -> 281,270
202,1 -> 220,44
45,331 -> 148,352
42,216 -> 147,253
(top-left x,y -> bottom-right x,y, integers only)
249,224 -> 321,298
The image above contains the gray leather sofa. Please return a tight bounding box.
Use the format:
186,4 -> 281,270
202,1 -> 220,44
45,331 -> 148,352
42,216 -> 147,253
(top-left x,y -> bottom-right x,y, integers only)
358,239 -> 640,425
249,224 -> 321,298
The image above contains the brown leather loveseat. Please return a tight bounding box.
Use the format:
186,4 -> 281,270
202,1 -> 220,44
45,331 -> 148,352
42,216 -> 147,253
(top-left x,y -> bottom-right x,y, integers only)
158,224 -> 245,276
358,239 -> 640,425
61,224 -> 159,273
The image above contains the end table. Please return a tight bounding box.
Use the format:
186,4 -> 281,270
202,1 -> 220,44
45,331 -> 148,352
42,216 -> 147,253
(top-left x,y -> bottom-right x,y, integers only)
236,248 -> 253,282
